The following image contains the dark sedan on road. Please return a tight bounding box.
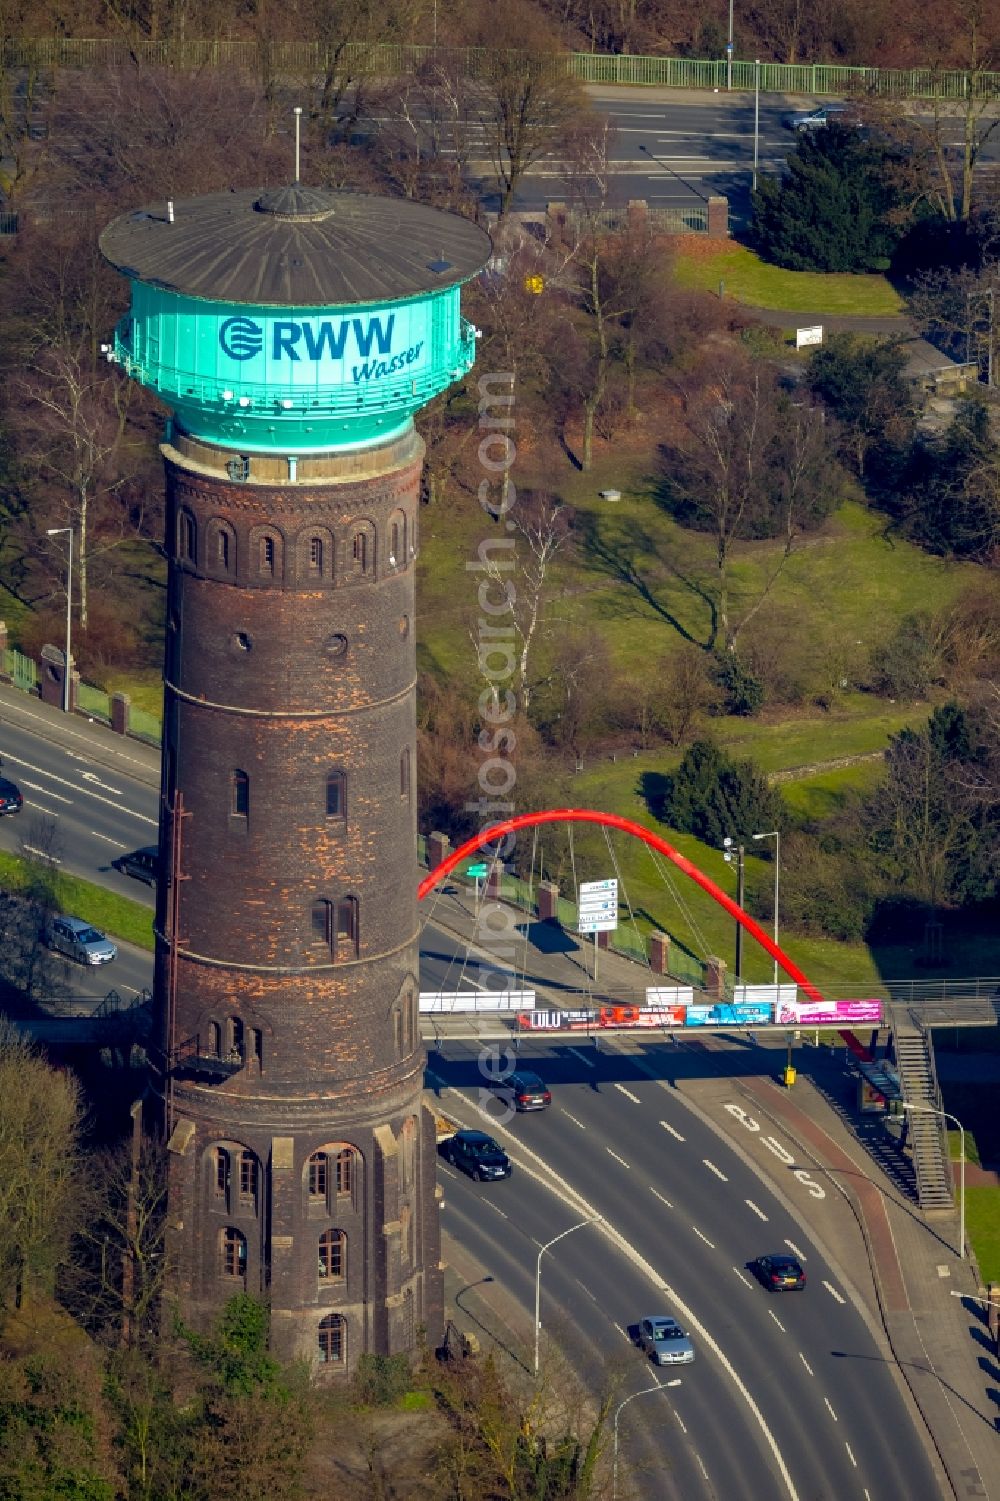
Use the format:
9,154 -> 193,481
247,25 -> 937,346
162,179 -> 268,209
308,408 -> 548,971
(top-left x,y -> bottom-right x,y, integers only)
442,1130 -> 512,1181
0,776 -> 23,815
494,1069 -> 552,1112
111,845 -> 159,884
755,1254 -> 806,1290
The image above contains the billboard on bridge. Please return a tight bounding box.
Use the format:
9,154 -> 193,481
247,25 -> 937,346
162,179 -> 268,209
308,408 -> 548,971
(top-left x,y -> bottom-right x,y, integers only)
776,998 -> 882,1026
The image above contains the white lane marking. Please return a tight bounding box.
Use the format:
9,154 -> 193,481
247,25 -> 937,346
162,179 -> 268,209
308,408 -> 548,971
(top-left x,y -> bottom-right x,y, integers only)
439,1163 -> 458,1179
692,1226 -> 715,1249
614,1083 -> 641,1103
650,1188 -> 673,1208
703,1159 -> 728,1181
746,1199 -> 768,1220
733,1267 -> 753,1288
468,1108 -> 801,1500
92,832 -> 127,847
9,759 -> 158,825
80,770 -> 123,795
675,1410 -> 688,1433
822,1280 -> 846,1304
768,1310 -> 785,1332
20,780 -> 72,803
784,1239 -> 806,1259
845,1443 -> 857,1468
567,1046 -> 596,1068
696,1455 -> 709,1480
562,1110 -> 587,1129
614,1322 -> 627,1339
660,1120 -> 685,1141
824,1397 -> 838,1422
22,844 -> 61,862
483,1200 -> 508,1220
606,1149 -> 631,1169
799,1352 -> 813,1376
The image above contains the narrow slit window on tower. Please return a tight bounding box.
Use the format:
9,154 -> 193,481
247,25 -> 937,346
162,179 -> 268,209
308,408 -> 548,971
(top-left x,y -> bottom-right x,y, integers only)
179,510 -> 196,563
308,536 -> 323,575
231,768 -> 249,819
326,771 -> 346,820
352,531 -> 367,573
389,521 -> 400,565
250,1028 -> 263,1072
335,1148 -> 354,1197
334,897 -> 358,961
318,1228 -> 345,1280
260,534 -> 275,576
214,1147 -> 228,1198
312,898 -> 333,946
207,1020 -> 221,1057
400,747 -> 411,801
229,1016 -> 244,1063
217,528 -> 230,571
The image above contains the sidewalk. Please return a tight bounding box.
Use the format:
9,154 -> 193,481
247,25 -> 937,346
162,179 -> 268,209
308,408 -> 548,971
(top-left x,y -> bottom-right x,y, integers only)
0,679 -> 161,788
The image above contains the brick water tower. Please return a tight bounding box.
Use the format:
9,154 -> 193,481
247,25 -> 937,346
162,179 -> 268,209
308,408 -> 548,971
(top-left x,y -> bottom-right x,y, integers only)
100,182 -> 490,1369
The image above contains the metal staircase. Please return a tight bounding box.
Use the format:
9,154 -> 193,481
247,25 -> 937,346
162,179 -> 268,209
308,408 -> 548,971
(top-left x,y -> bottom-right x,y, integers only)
890,1010 -> 955,1212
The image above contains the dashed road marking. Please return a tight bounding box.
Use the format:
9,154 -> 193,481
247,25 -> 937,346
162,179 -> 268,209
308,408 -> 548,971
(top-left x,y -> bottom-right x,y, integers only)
607,1148 -> 631,1169
703,1159 -> 728,1181
768,1310 -> 785,1332
746,1199 -> 768,1220
845,1443 -> 857,1468
692,1226 -> 715,1249
784,1239 -> 806,1259
22,844 -> 61,861
675,1410 -> 688,1434
824,1397 -> 838,1422
660,1120 -> 685,1141
799,1352 -> 813,1376
696,1455 -> 709,1480
734,1267 -> 753,1288
614,1322 -> 628,1339
650,1187 -> 673,1208
567,1046 -> 596,1068
21,781 -> 72,803
93,831 -> 127,846
614,1083 -> 642,1103
822,1280 -> 846,1304
562,1110 -> 587,1129
483,1200 -> 508,1220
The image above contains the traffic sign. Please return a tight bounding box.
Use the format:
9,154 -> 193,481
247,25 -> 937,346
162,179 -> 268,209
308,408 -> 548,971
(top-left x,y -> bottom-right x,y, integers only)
580,878 -> 617,894
466,862 -> 489,878
579,876 -> 618,933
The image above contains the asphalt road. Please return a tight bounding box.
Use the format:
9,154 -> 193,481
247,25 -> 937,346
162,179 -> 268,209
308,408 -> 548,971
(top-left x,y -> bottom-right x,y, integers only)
433,1034 -> 944,1501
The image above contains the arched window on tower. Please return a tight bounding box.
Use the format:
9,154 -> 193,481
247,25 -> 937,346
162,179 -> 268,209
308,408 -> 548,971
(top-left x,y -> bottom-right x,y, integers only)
206,1020 -> 221,1058
318,1228 -> 345,1281
214,1147 -> 229,1200
308,536 -> 323,576
400,747 -> 411,802
221,1227 -> 247,1282
239,1150 -> 257,1205
308,1152 -> 328,1200
326,771 -> 346,820
260,534 -> 275,576
317,1313 -> 345,1366
231,768 -> 249,819
178,509 -> 196,564
334,897 -> 359,962
388,510 -> 406,569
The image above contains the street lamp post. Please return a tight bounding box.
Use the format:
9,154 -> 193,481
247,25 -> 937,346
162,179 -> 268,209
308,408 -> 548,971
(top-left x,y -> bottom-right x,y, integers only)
752,59 -> 761,192
613,1380 -> 680,1498
726,0 -> 734,90
722,837 -> 745,980
752,830 -> 780,983
902,1101 -> 965,1259
534,1216 -> 601,1376
46,526 -> 74,713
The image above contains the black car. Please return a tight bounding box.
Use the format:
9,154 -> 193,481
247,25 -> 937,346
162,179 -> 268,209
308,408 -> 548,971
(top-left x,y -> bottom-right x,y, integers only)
494,1069 -> 552,1112
0,776 -> 23,815
112,846 -> 159,884
443,1130 -> 512,1181
755,1254 -> 806,1291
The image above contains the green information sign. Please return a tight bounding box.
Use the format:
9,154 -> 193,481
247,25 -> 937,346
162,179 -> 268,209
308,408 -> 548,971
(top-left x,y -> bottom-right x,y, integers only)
465,863 -> 489,878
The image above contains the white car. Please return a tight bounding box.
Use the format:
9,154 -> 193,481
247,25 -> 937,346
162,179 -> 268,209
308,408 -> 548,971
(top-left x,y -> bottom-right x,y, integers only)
786,103 -> 855,132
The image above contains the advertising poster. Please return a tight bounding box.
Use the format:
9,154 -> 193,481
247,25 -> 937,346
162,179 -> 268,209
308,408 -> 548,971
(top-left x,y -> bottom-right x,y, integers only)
776,998 -> 882,1026
684,1002 -> 774,1027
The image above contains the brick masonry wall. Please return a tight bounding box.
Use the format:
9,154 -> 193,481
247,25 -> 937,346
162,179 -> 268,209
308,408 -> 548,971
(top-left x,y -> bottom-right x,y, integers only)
158,427 -> 441,1369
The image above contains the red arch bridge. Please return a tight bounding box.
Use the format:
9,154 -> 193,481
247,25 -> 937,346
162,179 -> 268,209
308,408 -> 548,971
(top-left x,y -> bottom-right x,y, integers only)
418,808 -> 875,1062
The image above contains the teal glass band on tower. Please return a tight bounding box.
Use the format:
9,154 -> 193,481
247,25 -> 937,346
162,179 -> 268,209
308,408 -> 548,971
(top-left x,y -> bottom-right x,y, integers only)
100,185 -> 491,452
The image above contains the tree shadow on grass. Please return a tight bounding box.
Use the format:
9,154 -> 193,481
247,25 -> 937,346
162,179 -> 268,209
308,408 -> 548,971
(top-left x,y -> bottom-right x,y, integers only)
575,508 -> 718,649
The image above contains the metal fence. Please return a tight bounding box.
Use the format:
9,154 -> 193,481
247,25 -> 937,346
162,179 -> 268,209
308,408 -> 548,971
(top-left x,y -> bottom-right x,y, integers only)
76,681 -> 111,723
0,213 -> 18,236
1,37 -> 998,102
573,203 -> 709,234
1,647 -> 37,693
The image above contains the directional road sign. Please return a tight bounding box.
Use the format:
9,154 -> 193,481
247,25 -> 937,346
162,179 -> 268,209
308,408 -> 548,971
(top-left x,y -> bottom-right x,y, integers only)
579,877 -> 618,933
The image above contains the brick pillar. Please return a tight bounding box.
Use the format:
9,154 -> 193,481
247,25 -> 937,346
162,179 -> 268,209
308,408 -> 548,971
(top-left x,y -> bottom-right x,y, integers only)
537,881 -> 560,922
40,642 -> 73,709
485,865 -> 504,899
546,201 -> 568,243
595,929 -> 610,950
111,692 -> 130,736
707,196 -> 729,239
627,199 -> 648,230
988,1283 -> 1000,1353
704,956 -> 728,998
427,831 -> 450,873
649,931 -> 670,975
0,620 -> 7,656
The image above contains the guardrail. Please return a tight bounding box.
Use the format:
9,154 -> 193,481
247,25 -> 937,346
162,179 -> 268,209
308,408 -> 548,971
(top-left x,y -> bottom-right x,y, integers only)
1,37 -> 997,103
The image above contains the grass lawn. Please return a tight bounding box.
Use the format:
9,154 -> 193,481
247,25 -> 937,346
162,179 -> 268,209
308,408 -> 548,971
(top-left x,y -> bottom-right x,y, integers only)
671,239 -> 905,316
965,1188 -> 1000,1284
0,851 -> 154,952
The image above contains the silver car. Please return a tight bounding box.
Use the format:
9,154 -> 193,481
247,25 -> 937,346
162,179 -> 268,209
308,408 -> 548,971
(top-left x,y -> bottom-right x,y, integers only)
47,915 -> 118,966
786,103 -> 853,132
637,1316 -> 695,1365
